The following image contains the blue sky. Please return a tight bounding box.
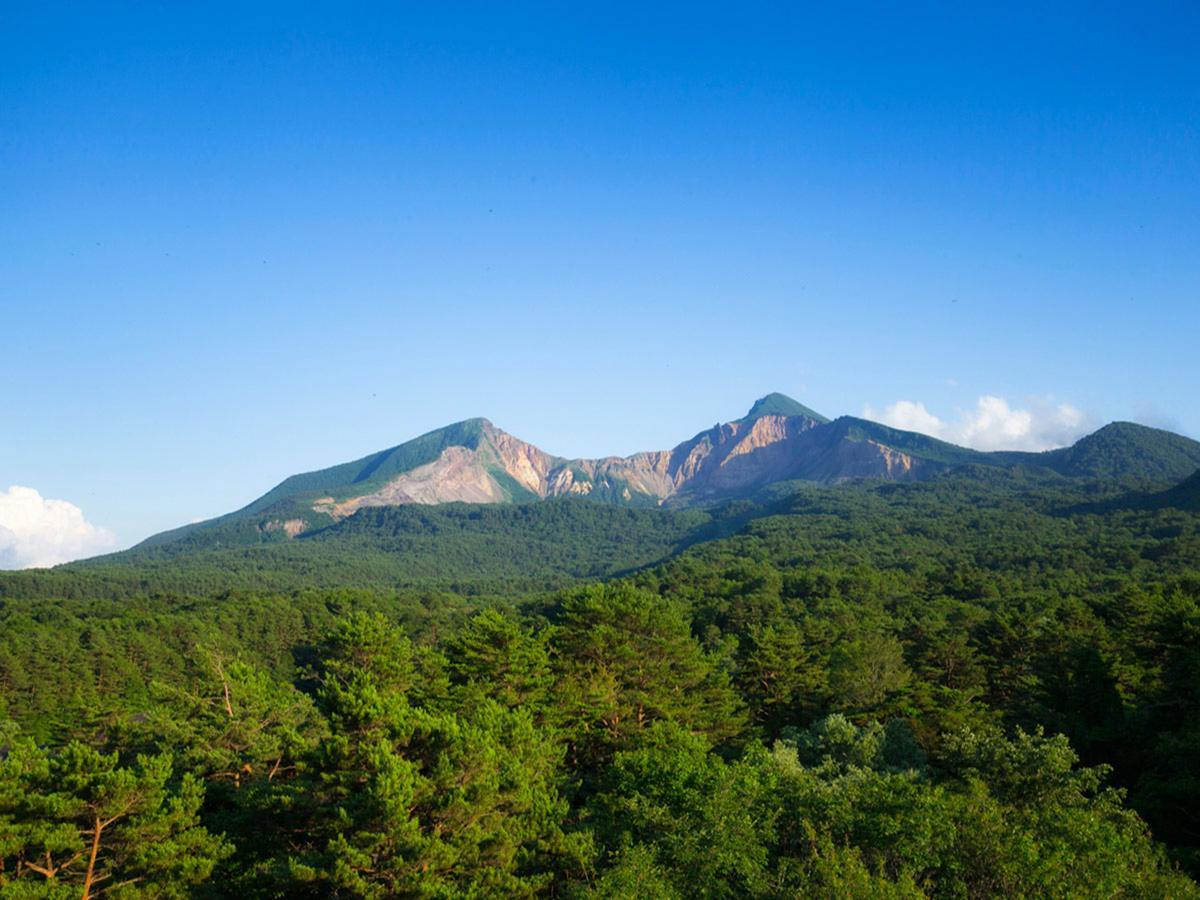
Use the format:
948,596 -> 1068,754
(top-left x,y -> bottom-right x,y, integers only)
2,2 -> 1198,559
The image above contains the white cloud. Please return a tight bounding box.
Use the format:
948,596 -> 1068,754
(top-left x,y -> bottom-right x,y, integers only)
863,400 -> 948,438
0,486 -> 116,569
863,395 -> 1091,452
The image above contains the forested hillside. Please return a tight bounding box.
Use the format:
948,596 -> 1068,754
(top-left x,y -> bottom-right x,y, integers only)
2,467 -> 1199,896
3,501 -> 727,597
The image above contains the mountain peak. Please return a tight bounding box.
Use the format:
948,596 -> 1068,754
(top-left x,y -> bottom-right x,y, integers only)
742,393 -> 829,423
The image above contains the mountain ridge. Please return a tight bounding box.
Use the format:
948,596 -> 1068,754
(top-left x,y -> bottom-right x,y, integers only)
134,394 -> 1200,552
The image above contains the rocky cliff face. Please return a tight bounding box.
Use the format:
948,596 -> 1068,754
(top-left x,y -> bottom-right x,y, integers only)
306,404 -> 928,520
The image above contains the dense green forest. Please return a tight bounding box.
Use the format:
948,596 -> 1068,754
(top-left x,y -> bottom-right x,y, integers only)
20,502 -> 725,597
2,467 -> 1199,896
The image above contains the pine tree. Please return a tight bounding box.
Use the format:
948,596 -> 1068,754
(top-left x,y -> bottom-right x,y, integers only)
0,736 -> 229,897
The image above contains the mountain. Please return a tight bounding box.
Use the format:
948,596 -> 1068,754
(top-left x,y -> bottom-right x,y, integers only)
137,396 -> 831,550
132,394 -> 1200,553
1031,422 -> 1200,480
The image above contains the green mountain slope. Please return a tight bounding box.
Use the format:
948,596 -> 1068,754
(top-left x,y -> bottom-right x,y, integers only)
242,418 -> 492,513
138,418 -> 493,549
826,417 -> 992,467
832,418 -> 1200,482
739,392 -> 829,423
1031,422 -> 1200,480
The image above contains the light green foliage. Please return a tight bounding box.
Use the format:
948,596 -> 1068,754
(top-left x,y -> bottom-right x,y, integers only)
765,718 -> 1200,898
137,648 -> 322,787
584,843 -> 683,899
740,393 -> 829,423
782,714 -> 925,774
779,837 -> 926,899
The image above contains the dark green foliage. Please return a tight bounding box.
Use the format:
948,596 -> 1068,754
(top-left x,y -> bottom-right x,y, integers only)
1106,467 -> 1200,513
0,737 -> 230,896
0,462 -> 1199,894
831,417 -> 1200,481
552,584 -> 745,769
1163,468 -> 1200,510
286,612 -> 579,897
16,500 -> 717,598
445,608 -> 554,713
586,723 -> 776,897
827,632 -> 912,717
0,590 -> 472,739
